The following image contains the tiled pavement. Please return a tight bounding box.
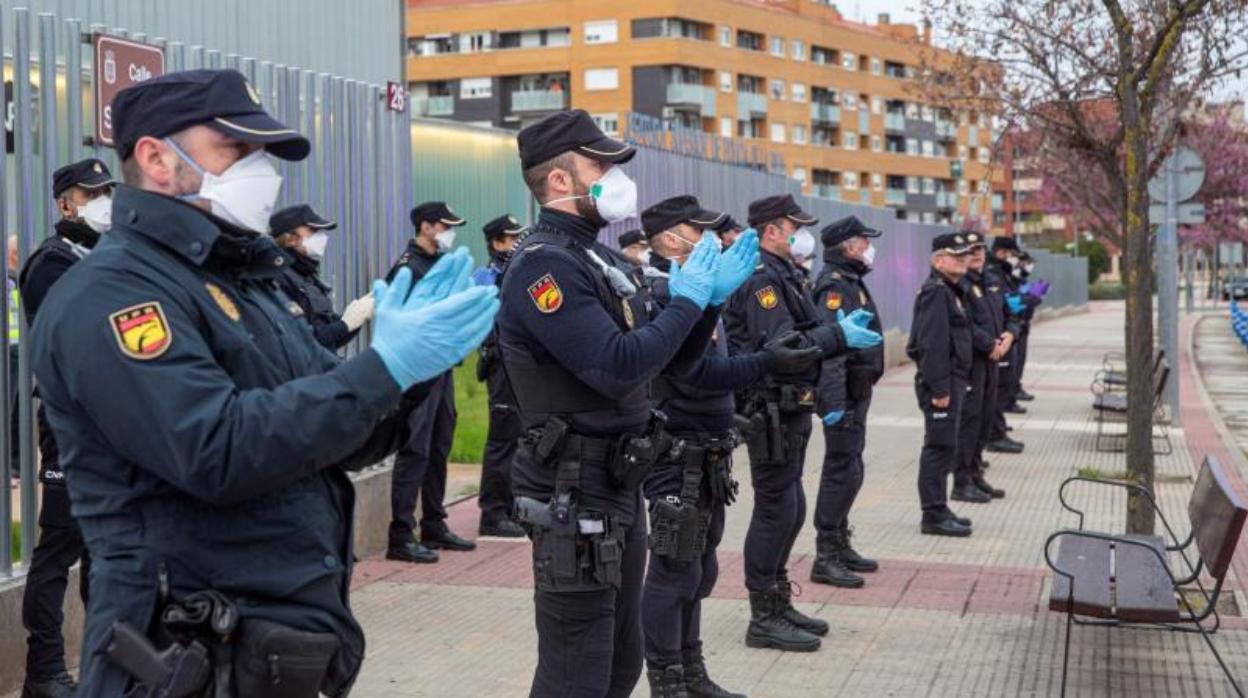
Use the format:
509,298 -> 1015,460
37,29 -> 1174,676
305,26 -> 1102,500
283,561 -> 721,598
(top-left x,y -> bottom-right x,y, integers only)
349,302 -> 1248,697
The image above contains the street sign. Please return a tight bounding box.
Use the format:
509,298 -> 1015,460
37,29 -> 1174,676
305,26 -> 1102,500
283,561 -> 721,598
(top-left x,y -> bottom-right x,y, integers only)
1149,203 -> 1206,226
1148,146 -> 1205,203
94,33 -> 166,147
386,82 -> 407,113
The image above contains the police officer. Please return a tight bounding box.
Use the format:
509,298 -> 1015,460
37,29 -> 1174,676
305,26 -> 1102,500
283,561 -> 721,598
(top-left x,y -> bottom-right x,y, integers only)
386,201 -> 477,563
809,216 -> 884,589
724,195 -> 882,652
473,214 -> 528,538
639,196 -> 821,697
711,215 -> 744,249
18,157 -> 113,698
498,109 -> 754,697
953,232 -> 1012,503
1013,251 -> 1043,402
908,232 -> 975,537
270,204 -> 375,351
29,69 -> 498,696
984,237 -> 1026,454
618,228 -> 650,267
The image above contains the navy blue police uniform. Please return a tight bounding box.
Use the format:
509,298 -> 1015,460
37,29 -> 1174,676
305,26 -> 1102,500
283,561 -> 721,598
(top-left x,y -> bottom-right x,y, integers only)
984,237 -> 1026,445
722,194 -> 849,646
907,233 -> 975,535
29,70 -> 420,697
498,110 -> 720,698
270,204 -> 356,351
18,157 -> 111,693
473,214 -> 527,535
384,201 -> 472,561
809,216 -> 884,587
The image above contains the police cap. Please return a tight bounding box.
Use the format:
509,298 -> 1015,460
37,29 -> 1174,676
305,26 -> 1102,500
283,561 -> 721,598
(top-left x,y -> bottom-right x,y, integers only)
640,196 -> 726,239
820,215 -> 880,248
410,201 -> 466,228
747,194 -> 817,229
517,109 -> 636,170
932,232 -> 975,255
269,204 -> 336,237
961,230 -> 986,249
112,69 -> 310,161
618,230 -> 646,248
991,236 -> 1021,253
483,214 -> 527,241
52,158 -> 114,199
711,215 -> 743,234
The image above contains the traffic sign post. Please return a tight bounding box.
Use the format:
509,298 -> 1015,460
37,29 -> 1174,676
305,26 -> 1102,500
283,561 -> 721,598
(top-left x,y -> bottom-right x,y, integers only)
93,33 -> 165,147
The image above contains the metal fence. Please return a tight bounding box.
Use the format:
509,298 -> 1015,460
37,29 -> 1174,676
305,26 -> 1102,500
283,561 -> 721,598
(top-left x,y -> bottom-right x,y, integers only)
0,7 -> 412,580
1028,248 -> 1089,310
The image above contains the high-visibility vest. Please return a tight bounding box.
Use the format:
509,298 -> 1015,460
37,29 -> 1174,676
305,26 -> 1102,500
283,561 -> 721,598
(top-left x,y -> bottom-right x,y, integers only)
7,279 -> 19,344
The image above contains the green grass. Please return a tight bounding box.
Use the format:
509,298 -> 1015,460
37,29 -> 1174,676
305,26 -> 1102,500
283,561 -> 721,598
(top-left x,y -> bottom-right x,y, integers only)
8,520 -> 20,562
1077,466 -> 1129,481
449,351 -> 490,464
1089,281 -> 1126,300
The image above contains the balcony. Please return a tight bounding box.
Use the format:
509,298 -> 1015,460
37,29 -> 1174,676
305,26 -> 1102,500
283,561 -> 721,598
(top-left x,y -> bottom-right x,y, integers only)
737,92 -> 768,117
414,96 -> 454,117
666,83 -> 717,117
812,184 -> 840,200
511,90 -> 566,112
810,103 -> 840,125
884,113 -> 906,133
885,189 -> 907,206
935,120 -> 956,140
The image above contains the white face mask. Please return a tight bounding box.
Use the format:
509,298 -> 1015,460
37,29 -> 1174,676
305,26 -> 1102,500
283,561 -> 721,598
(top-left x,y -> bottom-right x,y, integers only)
1012,267 -> 1023,279
789,227 -> 816,260
548,166 -> 639,223
303,231 -> 329,260
167,139 -> 283,233
80,195 -> 112,233
434,229 -> 457,252
862,242 -> 877,268
1023,263 -> 1036,274
637,249 -> 653,266
1007,254 -> 1020,267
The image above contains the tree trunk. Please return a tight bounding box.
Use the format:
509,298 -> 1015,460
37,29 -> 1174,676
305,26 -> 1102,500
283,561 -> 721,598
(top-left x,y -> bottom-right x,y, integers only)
1120,83 -> 1157,535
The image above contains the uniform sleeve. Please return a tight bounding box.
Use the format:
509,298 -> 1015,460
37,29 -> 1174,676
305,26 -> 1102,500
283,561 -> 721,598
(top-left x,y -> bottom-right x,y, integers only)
33,273 -> 404,506
20,253 -> 75,324
913,288 -> 952,398
312,319 -> 356,351
969,300 -> 998,356
672,350 -> 769,393
723,273 -> 798,353
812,281 -> 853,412
666,306 -> 721,376
506,249 -> 703,400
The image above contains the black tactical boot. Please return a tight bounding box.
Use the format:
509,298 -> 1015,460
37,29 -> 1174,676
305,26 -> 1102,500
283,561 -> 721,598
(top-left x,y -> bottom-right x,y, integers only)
973,475 -> 1006,499
839,526 -> 879,573
809,535 -> 864,588
422,527 -> 477,551
684,654 -> 747,698
745,588 -> 821,652
775,572 -> 829,636
647,665 -> 689,698
1016,389 -> 1035,401
386,538 -> 439,564
951,484 -> 992,503
21,672 -> 77,698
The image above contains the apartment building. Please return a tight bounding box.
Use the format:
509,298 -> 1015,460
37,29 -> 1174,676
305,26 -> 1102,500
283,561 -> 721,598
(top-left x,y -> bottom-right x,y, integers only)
406,0 -> 997,224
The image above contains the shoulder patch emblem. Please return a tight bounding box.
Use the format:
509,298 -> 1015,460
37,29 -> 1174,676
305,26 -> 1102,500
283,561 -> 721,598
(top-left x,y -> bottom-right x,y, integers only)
621,298 -> 636,329
205,283 -> 241,322
825,291 -> 842,311
109,302 -> 171,360
287,301 -> 305,317
972,285 -> 983,299
755,286 -> 778,310
859,290 -> 868,305
831,271 -> 843,279
528,273 -> 563,314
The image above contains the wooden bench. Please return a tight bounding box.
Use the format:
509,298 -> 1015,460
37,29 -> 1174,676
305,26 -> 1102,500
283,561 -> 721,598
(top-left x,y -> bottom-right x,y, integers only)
1044,456 -> 1247,696
1091,356 -> 1172,455
1092,349 -> 1163,395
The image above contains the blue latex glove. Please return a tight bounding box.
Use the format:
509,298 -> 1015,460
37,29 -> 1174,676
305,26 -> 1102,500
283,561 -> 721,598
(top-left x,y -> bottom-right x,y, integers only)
668,232 -> 721,309
1006,293 -> 1025,315
370,261 -> 499,390
821,410 -> 845,426
709,228 -> 760,306
1019,282 -> 1032,295
837,308 -> 882,349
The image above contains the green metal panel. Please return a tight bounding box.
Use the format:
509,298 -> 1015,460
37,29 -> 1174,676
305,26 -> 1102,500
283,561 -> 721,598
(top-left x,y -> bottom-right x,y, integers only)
409,119 -> 533,267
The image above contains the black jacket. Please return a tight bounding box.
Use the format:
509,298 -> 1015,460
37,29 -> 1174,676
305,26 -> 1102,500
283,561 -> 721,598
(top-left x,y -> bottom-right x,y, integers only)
812,252 -> 884,413
907,270 -> 973,399
276,250 -> 355,351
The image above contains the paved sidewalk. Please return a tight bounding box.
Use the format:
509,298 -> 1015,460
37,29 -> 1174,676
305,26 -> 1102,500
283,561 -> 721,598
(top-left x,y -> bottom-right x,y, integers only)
350,302 -> 1248,697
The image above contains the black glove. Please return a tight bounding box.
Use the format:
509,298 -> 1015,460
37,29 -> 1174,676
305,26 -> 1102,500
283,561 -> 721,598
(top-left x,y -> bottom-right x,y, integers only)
762,330 -> 823,375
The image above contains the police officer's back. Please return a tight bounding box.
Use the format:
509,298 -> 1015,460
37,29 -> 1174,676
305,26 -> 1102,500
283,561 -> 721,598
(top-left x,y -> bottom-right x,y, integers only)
29,69 -> 497,697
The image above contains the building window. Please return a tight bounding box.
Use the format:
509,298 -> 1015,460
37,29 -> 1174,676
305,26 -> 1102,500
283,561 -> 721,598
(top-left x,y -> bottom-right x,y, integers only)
584,68 -> 619,91
871,135 -> 882,152
791,82 -> 806,102
720,117 -> 733,137
793,167 -> 807,184
769,79 -> 786,100
906,176 -> 919,194
978,146 -> 991,163
978,113 -> 989,128
921,105 -> 934,121
905,102 -> 920,119
459,77 -> 492,99
793,124 -> 807,144
871,96 -> 883,115
843,171 -> 859,189
791,39 -> 805,60
842,51 -> 857,71
719,26 -> 731,46
871,58 -> 882,75
958,179 -> 970,195
922,140 -> 935,157
592,112 -> 620,135
842,91 -> 857,110
770,36 -> 785,57
584,20 -> 618,44
922,212 -> 936,224
922,177 -> 936,194
770,122 -> 786,143
842,131 -> 858,150
872,173 -> 883,191
906,138 -> 919,155
720,71 -> 733,92
958,145 -> 969,159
